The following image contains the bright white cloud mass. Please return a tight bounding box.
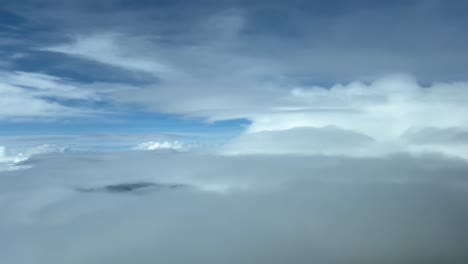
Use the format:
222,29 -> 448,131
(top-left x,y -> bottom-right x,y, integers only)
1,0 -> 468,263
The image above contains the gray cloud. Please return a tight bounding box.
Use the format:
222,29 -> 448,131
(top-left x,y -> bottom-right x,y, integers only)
222,126 -> 376,155
1,151 -> 468,263
403,127 -> 468,145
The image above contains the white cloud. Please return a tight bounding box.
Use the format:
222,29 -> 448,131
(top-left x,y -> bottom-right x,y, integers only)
0,71 -> 103,119
44,33 -> 173,76
1,71 -> 98,100
0,144 -> 68,172
0,146 -> 30,172
134,141 -> 188,151
231,75 -> 468,158
25,144 -> 69,155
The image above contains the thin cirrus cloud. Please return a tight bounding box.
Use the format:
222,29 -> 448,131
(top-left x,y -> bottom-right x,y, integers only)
42,33 -> 173,76
0,71 -> 105,119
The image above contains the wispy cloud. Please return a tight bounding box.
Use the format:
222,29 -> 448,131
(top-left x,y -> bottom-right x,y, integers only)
0,71 -> 104,119
43,33 -> 173,76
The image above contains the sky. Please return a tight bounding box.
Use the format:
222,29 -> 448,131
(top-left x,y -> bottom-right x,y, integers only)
1,0 -> 468,263
1,0 -> 468,151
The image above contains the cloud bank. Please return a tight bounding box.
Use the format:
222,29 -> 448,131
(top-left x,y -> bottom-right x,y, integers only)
1,151 -> 468,263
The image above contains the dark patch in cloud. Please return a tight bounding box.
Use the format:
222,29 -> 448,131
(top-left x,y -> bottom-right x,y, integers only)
75,181 -> 188,193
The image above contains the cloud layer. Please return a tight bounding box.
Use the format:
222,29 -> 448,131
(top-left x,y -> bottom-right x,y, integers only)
1,151 -> 468,263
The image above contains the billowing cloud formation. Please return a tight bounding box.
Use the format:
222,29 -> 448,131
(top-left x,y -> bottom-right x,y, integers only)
0,146 -> 29,171
0,144 -> 68,171
224,75 -> 468,157
1,151 -> 468,263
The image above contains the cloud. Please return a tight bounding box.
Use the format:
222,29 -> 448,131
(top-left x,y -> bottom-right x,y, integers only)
0,146 -> 29,172
208,75 -> 468,158
403,127 -> 468,145
24,144 -> 69,155
43,33 -> 172,76
38,31 -> 468,158
134,140 -> 189,151
222,126 -> 377,156
0,144 -> 70,172
105,71 -> 468,158
43,32 -> 468,136
1,151 -> 468,263
10,0 -> 467,81
0,71 -> 103,119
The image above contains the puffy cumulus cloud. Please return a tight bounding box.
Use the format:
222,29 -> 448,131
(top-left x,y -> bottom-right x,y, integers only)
0,144 -> 70,172
134,140 -> 189,151
0,146 -> 30,171
1,151 -> 468,263
0,71 -> 105,119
